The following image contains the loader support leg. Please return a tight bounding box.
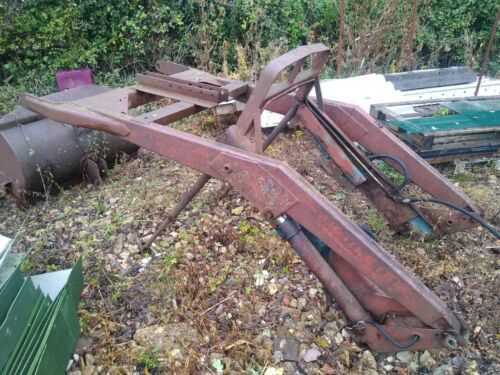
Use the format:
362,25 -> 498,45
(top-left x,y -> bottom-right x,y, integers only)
142,173 -> 212,250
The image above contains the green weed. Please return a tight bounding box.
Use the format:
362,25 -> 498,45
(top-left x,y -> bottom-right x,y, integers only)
136,350 -> 160,372
366,210 -> 386,234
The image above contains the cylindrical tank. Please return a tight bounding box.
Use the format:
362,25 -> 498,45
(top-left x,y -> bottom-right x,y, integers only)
0,85 -> 138,200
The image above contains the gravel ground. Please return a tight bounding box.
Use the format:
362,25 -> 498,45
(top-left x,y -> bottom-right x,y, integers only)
1,115 -> 499,374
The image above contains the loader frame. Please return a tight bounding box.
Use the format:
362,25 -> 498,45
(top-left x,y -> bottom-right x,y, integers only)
20,44 -> 477,352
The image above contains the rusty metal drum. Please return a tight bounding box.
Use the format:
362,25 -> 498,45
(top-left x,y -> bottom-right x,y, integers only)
0,85 -> 138,200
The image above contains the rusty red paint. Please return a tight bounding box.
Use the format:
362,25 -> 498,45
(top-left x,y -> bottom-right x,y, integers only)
17,43 -> 482,352
321,100 -> 479,232
20,93 -> 466,352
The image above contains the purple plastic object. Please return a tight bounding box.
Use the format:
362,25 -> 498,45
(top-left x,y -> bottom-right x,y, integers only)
56,68 -> 93,91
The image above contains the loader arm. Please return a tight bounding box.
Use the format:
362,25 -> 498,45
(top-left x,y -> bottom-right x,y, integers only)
322,99 -> 481,233
20,94 -> 466,352
220,44 -> 482,236
266,94 -> 481,234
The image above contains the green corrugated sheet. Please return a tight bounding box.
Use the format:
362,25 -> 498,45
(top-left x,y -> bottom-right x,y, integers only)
0,255 -> 24,323
0,279 -> 40,369
0,236 -> 83,375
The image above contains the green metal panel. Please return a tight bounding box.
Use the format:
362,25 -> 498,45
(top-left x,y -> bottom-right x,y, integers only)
64,258 -> 84,308
13,299 -> 52,374
3,295 -> 50,375
34,260 -> 83,375
388,110 -> 500,134
22,297 -> 61,375
35,291 -> 79,375
0,251 -> 23,290
28,296 -> 65,374
0,278 -> 39,370
0,263 -> 24,324
444,99 -> 500,112
35,260 -> 84,374
0,234 -> 13,265
387,97 -> 500,135
0,251 -> 84,375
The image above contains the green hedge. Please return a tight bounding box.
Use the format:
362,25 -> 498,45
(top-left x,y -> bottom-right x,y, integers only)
0,0 -> 498,89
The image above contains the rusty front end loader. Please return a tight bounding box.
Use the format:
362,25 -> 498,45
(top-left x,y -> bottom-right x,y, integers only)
20,44 -> 500,352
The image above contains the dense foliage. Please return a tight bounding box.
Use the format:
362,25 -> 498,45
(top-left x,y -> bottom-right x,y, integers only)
0,0 -> 498,96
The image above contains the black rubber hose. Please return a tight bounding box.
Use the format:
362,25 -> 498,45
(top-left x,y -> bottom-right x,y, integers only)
368,154 -> 500,240
368,154 -> 411,193
364,321 -> 420,349
403,197 -> 500,240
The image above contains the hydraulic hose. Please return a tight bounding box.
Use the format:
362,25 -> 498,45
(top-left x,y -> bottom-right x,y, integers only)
402,197 -> 500,240
369,154 -> 500,240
